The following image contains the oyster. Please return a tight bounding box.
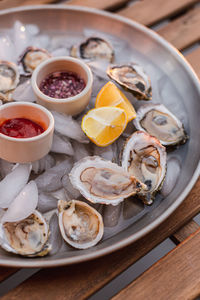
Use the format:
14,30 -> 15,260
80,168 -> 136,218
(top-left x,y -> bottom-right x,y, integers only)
0,210 -> 50,257
18,46 -> 51,76
71,37 -> 114,62
58,199 -> 103,249
107,64 -> 152,100
69,156 -> 146,206
0,60 -> 20,102
133,104 -> 188,146
121,131 -> 167,205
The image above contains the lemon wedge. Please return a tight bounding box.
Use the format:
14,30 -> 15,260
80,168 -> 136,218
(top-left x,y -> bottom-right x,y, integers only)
95,81 -> 136,122
81,107 -> 127,146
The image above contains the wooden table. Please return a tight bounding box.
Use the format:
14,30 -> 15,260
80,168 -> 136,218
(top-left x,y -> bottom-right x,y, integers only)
0,0 -> 200,299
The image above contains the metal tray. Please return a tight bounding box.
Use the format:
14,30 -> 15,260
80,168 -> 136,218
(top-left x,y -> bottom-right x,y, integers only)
0,5 -> 199,268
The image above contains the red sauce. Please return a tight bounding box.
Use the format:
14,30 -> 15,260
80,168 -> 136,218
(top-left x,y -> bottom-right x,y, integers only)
39,71 -> 86,99
0,118 -> 44,138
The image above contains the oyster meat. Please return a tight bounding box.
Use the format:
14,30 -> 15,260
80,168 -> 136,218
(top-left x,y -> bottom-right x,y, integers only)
121,131 -> 167,205
0,210 -> 50,257
19,46 -> 51,76
133,104 -> 188,146
69,156 -> 146,206
71,37 -> 114,62
0,60 -> 19,102
58,199 -> 103,249
107,64 -> 152,100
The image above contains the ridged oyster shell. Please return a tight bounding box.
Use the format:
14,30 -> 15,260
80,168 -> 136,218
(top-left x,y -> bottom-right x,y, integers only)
70,37 -> 114,62
18,46 -> 51,76
69,156 -> 146,206
58,199 -> 103,249
121,131 -> 167,205
133,104 -> 188,146
0,60 -> 20,102
107,63 -> 152,100
0,210 -> 51,257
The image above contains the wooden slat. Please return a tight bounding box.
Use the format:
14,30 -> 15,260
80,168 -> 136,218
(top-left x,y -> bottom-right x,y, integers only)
66,0 -> 130,11
118,0 -> 199,27
157,6 -> 200,51
0,268 -> 18,283
185,47 -> 200,79
2,177 -> 200,300
0,0 -> 56,10
171,220 -> 199,244
112,227 -> 200,300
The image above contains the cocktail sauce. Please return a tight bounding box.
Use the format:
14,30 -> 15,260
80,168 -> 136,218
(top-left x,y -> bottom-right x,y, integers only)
0,118 -> 44,138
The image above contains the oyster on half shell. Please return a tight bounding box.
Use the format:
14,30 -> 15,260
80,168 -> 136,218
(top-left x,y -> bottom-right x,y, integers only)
133,103 -> 188,146
121,131 -> 167,205
70,37 -> 114,62
0,61 -> 20,102
18,46 -> 51,76
69,156 -> 147,206
0,210 -> 50,257
107,64 -> 152,100
58,199 -> 103,249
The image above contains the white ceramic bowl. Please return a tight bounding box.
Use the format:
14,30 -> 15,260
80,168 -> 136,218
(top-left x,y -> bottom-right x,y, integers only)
0,102 -> 54,163
31,56 -> 93,115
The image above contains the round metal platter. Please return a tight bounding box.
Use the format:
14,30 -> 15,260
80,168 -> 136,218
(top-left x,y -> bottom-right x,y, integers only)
0,5 -> 199,268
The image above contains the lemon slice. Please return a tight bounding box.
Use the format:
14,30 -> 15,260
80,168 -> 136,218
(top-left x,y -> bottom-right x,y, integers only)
95,81 -> 136,122
81,107 -> 127,146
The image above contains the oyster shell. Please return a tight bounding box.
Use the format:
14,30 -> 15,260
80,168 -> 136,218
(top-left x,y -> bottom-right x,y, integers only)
0,210 -> 50,257
107,64 -> 152,100
58,199 -> 103,249
69,156 -> 146,206
121,131 -> 167,205
0,60 -> 20,102
71,37 -> 114,62
18,46 -> 51,76
133,104 -> 188,146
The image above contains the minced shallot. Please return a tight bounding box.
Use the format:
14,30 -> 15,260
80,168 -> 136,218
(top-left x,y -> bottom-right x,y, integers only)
39,71 -> 86,99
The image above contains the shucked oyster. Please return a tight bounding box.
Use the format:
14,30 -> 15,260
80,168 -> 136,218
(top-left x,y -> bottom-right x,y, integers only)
107,64 -> 152,100
71,37 -> 114,62
0,61 -> 19,102
133,104 -> 188,146
69,156 -> 146,206
18,46 -> 51,76
122,131 -> 167,205
58,199 -> 103,249
0,210 -> 50,257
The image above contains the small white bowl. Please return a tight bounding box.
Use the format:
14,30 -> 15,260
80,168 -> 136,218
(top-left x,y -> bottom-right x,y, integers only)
0,102 -> 54,163
31,56 -> 93,115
